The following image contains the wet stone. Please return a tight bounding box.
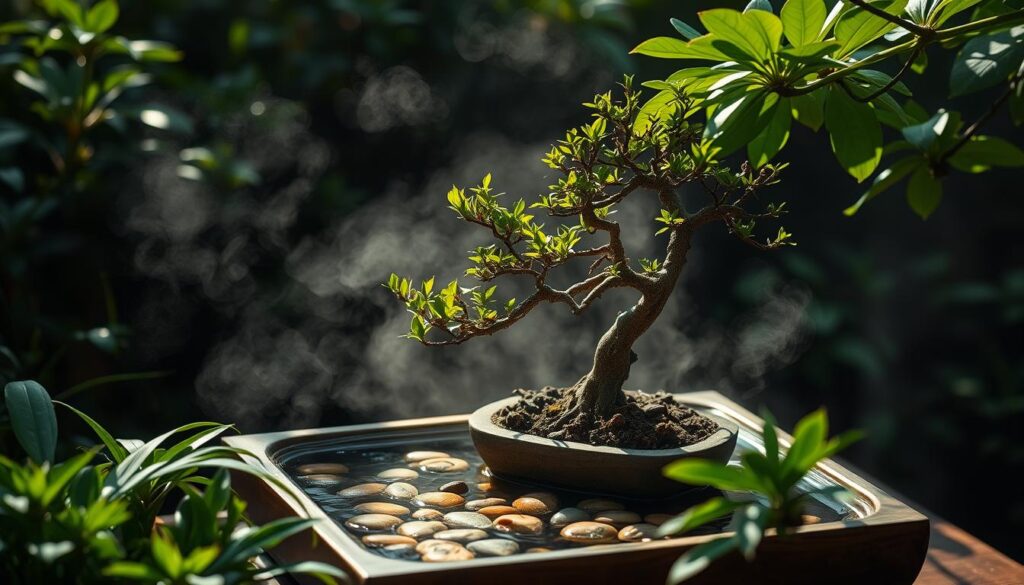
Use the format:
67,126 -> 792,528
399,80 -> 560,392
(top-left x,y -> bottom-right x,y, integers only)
521,492 -> 558,510
644,513 -> 673,526
440,480 -> 469,495
577,498 -> 624,513
296,463 -> 349,475
434,528 -> 489,543
415,539 -> 449,554
550,507 -> 590,527
477,505 -> 519,518
353,502 -> 410,516
465,497 -> 507,511
361,534 -> 417,548
345,514 -> 402,533
468,539 -> 520,557
420,541 -> 475,562
442,511 -> 492,529
412,508 -> 444,521
413,492 -> 465,508
397,520 -> 448,539
384,543 -> 416,554
492,514 -> 544,535
560,521 -> 619,544
405,451 -> 450,463
618,523 -> 660,542
417,457 -> 470,473
338,483 -> 387,497
513,497 -> 554,515
298,473 -> 344,484
384,482 -> 418,500
378,468 -> 419,480
593,510 -> 642,527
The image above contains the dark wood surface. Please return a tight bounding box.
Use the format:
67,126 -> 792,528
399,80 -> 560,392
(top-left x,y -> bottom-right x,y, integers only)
916,519 -> 1024,585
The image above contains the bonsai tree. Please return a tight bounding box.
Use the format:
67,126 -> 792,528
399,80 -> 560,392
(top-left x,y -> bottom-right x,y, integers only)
387,78 -> 791,444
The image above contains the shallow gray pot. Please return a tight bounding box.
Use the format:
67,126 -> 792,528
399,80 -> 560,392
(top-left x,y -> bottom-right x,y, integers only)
468,395 -> 739,498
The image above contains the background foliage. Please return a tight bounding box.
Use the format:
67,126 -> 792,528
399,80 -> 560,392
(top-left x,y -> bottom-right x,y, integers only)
1,0 -> 1021,563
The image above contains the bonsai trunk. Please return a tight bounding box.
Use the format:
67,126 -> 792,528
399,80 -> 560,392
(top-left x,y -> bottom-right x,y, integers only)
566,229 -> 690,421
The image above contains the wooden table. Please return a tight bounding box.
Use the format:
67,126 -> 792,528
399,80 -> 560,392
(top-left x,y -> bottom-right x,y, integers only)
917,519 -> 1024,584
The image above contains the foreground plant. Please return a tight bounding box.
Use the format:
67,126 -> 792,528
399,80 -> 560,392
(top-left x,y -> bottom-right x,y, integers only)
0,380 -> 344,584
633,0 -> 1024,218
388,80 -> 790,443
659,409 -> 862,582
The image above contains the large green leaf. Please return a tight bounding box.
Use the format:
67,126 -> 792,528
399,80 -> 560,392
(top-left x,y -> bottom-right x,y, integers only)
663,458 -> 765,492
825,87 -> 882,181
906,166 -> 942,219
844,156 -> 924,215
4,380 -> 58,464
781,0 -> 828,46
790,90 -> 826,130
635,89 -> 679,135
748,98 -> 792,167
947,135 -> 1024,172
84,0 -> 118,34
670,18 -> 703,40
730,504 -> 769,560
781,408 -> 827,478
834,0 -> 910,57
657,497 -> 747,537
901,110 -> 952,152
705,90 -> 777,156
667,533 -> 740,584
949,26 -> 1024,97
699,8 -> 783,62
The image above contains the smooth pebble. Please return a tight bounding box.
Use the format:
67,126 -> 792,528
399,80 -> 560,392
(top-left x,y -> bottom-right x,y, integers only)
492,514 -> 544,535
405,451 -> 450,463
618,523 -> 660,542
560,521 -> 619,544
433,528 -> 489,543
413,492 -> 465,508
412,508 -> 444,521
353,502 -> 410,516
513,497 -> 554,515
550,507 -> 590,527
593,510 -> 642,527
345,514 -> 402,533
477,505 -> 519,518
377,468 -> 419,480
361,534 -> 417,548
417,457 -> 470,473
296,463 -> 349,475
465,497 -> 507,511
442,511 -> 492,529
384,482 -> 419,500
397,520 -> 448,539
338,483 -> 386,497
440,481 -> 468,494
468,539 -> 520,557
420,541 -> 475,562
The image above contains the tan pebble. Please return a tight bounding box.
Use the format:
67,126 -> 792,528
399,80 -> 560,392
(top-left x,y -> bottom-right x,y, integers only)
405,451 -> 450,463
344,514 -> 402,533
476,482 -> 495,492
560,521 -> 619,544
353,502 -> 410,516
577,498 -> 624,513
338,483 -> 386,497
412,508 -> 444,521
802,514 -> 822,525
618,523 -> 660,542
465,497 -> 507,511
299,473 -> 343,483
433,528 -> 489,543
526,547 -> 552,553
417,457 -> 470,473
550,507 -> 590,527
378,468 -> 419,480
384,543 -> 416,553
440,481 -> 469,494
413,492 -> 465,508
522,492 -> 558,509
477,505 -> 519,518
397,520 -> 448,539
384,482 -> 418,500
468,538 -> 520,557
420,541 -> 475,562
361,534 -> 417,547
492,514 -> 544,535
644,513 -> 673,526
442,511 -> 492,529
512,497 -> 553,515
296,462 -> 349,475
415,539 -> 448,554
593,510 -> 642,527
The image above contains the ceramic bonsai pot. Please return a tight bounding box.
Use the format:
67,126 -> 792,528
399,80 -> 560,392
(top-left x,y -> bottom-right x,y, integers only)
467,394 -> 739,498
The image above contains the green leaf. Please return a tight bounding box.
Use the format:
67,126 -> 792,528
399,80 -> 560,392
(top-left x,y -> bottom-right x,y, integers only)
949,26 -> 1024,97
631,36 -> 700,58
825,86 -> 882,182
948,135 -> 1024,172
705,90 -> 776,157
658,497 -> 747,537
670,18 -> 702,40
761,410 -> 780,466
844,156 -> 924,215
55,401 -> 129,462
748,98 -> 792,167
781,408 -> 827,478
933,0 -> 984,25
253,561 -> 346,584
635,89 -> 679,135
746,0 -> 774,12
790,90 -> 825,131
781,0 -> 828,46
4,380 -> 58,464
901,110 -> 951,152
667,535 -> 740,584
85,0 -> 118,34
664,459 -> 764,492
730,504 -> 769,559
778,40 -> 840,61
699,8 -> 783,62
834,0 -> 910,57
906,166 -> 942,219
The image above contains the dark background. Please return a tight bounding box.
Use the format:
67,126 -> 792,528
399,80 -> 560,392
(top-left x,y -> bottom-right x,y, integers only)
2,0 -> 1021,562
